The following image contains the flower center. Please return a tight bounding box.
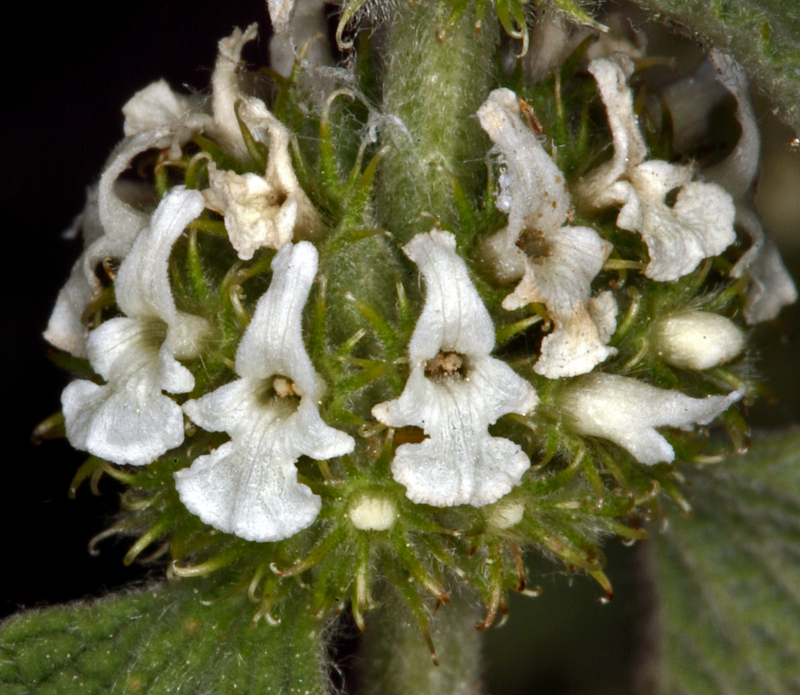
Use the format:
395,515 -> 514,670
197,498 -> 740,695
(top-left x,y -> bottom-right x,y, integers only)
424,351 -> 467,382
256,375 -> 302,414
272,376 -> 303,398
516,226 -> 551,262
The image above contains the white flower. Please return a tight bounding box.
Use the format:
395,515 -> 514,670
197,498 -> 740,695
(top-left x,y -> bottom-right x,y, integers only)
477,88 -> 616,379
44,125 -> 200,358
174,242 -> 354,542
576,57 -> 736,282
652,310 -> 745,371
371,230 -> 538,508
561,373 -> 745,465
203,98 -> 320,259
705,53 -> 798,323
62,188 -> 209,466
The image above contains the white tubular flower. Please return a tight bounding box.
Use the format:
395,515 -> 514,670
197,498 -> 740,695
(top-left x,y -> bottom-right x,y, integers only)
577,58 -> 736,282
561,374 -> 745,465
174,242 -> 355,542
203,96 -> 321,259
62,188 -> 209,466
477,88 -> 616,379
371,230 -> 538,508
211,24 -> 260,158
652,310 -> 745,371
705,53 -> 798,323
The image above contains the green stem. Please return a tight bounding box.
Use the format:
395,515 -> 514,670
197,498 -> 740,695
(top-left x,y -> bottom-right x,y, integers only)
377,0 -> 499,244
357,586 -> 485,695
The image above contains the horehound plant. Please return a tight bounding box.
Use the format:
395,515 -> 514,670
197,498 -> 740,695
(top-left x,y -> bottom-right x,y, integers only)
7,0 -> 800,692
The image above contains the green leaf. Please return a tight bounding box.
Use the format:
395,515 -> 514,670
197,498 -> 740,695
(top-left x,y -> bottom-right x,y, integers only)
654,430 -> 800,693
629,0 -> 800,134
0,579 -> 330,695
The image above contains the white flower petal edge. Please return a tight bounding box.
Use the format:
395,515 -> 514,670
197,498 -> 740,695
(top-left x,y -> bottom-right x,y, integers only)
372,230 -> 538,508
561,373 -> 745,465
122,79 -> 212,143
705,53 -> 798,323
477,88 -> 616,378
577,57 -> 736,282
175,242 -> 355,542
62,188 -> 209,466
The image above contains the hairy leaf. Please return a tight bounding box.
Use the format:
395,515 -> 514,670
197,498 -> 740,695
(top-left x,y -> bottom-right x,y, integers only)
629,0 -> 800,134
654,430 -> 800,693
0,579 -> 330,695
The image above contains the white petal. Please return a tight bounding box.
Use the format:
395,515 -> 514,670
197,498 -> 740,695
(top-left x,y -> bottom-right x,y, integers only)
477,88 -> 570,239
123,80 -> 192,137
211,24 -> 259,157
731,208 -> 798,323
43,259 -> 93,357
576,57 -> 648,209
114,187 -> 206,327
501,225 -> 615,378
373,358 -> 537,507
268,0 -> 294,34
534,306 -> 618,379
589,291 -> 618,344
652,310 -> 744,370
623,163 -> 736,281
404,230 -> 495,364
97,129 -> 178,256
62,317 -> 186,465
706,52 -> 760,201
269,0 -> 333,79
178,378 -> 350,541
234,241 -> 322,396
206,163 -> 295,259
561,374 -> 744,465
174,441 -> 321,543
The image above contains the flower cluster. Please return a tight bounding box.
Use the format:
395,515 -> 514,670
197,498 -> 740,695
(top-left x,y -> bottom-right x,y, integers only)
43,19 -> 795,639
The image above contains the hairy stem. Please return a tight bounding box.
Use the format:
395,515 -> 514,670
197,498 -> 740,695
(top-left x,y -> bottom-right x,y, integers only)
377,0 -> 499,244
357,587 -> 484,695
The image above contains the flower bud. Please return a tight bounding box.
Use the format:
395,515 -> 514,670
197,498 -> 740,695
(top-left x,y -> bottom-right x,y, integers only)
653,310 -> 745,371
348,495 -> 398,531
